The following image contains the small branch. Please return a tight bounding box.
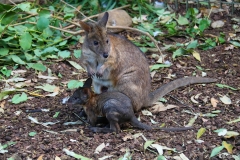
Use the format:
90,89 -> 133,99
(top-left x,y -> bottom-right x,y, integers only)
108,26 -> 164,61
9,21 -> 84,35
81,4 -> 131,22
53,16 -> 81,27
60,0 -> 95,23
8,0 -> 16,5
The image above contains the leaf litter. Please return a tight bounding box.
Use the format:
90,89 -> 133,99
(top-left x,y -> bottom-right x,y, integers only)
1,2 -> 240,160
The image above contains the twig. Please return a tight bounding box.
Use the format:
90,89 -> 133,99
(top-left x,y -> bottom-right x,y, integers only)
73,112 -> 90,126
9,21 -> 84,35
81,4 -> 131,22
8,0 -> 16,5
107,26 -> 164,61
60,0 -> 95,23
20,13 -> 38,20
53,16 -> 81,27
169,95 -> 195,111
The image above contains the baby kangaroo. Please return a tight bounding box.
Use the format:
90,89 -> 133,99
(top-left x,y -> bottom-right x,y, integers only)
79,12 -> 217,112
68,78 -> 193,133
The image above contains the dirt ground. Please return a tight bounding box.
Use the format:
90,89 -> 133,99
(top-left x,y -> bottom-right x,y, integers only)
0,10 -> 240,160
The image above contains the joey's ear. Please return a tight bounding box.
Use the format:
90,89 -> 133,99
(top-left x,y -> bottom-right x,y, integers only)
79,21 -> 91,33
83,78 -> 92,88
98,12 -> 109,27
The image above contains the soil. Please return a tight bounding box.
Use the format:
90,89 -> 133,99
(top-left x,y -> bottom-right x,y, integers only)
1,9 -> 240,160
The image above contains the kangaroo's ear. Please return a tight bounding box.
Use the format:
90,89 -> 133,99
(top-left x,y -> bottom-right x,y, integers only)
83,78 -> 92,88
80,21 -> 91,33
98,12 -> 109,27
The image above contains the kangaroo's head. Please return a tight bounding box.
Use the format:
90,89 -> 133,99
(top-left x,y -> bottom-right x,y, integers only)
68,78 -> 93,105
68,78 -> 98,126
80,12 -> 110,59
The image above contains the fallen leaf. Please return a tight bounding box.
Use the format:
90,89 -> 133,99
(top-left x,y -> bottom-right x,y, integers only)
201,118 -> 208,122
99,155 -> 114,160
141,110 -> 153,116
67,60 -> 83,70
195,93 -> 202,99
224,131 -> 239,138
186,115 -> 198,127
195,139 -> 204,143
38,73 -> 58,80
214,128 -> 228,136
222,141 -> 233,154
220,95 -> 232,104
197,128 -> 206,139
132,133 -> 143,139
150,118 -> 158,124
0,101 -> 5,113
151,144 -> 163,155
144,140 -> 155,152
211,20 -> 224,28
122,134 -> 133,141
37,155 -> 44,160
226,117 -> 240,124
224,45 -> 234,50
95,143 -> 107,154
63,148 -> 91,160
60,129 -> 78,133
63,120 -> 83,125
210,146 -> 224,158
55,156 -> 61,160
151,102 -> 178,113
179,153 -> 189,160
211,97 -> 219,107
190,95 -> 199,104
192,50 -> 201,61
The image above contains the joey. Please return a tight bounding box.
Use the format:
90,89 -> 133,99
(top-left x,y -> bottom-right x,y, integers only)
68,78 -> 193,134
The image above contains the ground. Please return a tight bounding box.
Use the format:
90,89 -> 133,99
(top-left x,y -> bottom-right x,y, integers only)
0,10 -> 240,160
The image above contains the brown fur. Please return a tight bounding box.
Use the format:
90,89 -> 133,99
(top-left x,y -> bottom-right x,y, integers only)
79,12 -> 217,112
68,78 -> 194,133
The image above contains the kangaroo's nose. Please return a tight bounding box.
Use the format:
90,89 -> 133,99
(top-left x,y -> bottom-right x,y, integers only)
103,53 -> 108,58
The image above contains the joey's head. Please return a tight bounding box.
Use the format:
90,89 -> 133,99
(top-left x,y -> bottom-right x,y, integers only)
80,12 -> 110,59
68,78 -> 93,105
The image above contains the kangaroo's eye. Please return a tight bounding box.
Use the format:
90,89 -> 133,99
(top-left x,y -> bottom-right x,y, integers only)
93,41 -> 99,46
106,39 -> 109,44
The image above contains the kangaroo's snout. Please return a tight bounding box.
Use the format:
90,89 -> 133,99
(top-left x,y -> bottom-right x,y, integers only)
103,52 -> 108,58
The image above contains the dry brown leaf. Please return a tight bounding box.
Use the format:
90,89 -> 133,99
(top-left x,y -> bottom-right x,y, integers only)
120,147 -> 126,152
211,97 -> 219,108
55,156 -> 61,160
151,102 -> 178,113
127,34 -> 134,41
202,118 -> 208,122
95,143 -> 107,154
122,134 -> 133,141
224,45 -> 234,50
37,154 -> 44,160
190,95 -> 199,104
0,100 -> 5,109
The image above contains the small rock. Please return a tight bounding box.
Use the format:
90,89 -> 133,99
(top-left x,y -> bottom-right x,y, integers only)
98,10 -> 132,33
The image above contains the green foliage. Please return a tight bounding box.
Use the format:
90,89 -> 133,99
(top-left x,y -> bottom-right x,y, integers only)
28,132 -> 37,137
11,92 -> 28,104
67,80 -> 84,89
0,0 -> 227,72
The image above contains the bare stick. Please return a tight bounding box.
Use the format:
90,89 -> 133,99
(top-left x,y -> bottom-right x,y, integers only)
8,0 -> 16,5
169,95 -> 195,111
107,26 -> 164,61
9,21 -> 84,35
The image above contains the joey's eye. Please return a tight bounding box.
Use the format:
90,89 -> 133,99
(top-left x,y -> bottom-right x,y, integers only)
106,39 -> 109,44
93,41 -> 99,46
